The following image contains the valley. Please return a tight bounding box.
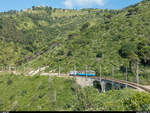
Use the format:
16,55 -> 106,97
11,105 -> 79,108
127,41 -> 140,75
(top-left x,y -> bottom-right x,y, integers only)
0,0 -> 150,111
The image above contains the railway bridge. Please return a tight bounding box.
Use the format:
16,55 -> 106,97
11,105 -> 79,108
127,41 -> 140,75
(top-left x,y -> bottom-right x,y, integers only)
75,76 -> 150,93
1,67 -> 149,93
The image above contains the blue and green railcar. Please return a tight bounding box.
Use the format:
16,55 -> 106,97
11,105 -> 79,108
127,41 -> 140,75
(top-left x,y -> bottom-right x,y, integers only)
70,70 -> 96,77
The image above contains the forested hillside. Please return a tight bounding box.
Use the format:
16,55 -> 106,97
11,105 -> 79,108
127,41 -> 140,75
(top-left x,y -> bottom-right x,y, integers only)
0,6 -> 119,66
0,0 -> 150,83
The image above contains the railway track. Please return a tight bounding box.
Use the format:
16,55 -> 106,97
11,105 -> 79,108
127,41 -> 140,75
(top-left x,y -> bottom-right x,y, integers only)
1,71 -> 149,93
91,76 -> 150,93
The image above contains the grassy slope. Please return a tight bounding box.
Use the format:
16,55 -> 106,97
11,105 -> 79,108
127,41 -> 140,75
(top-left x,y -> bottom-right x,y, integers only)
0,73 -> 78,111
0,73 -> 150,111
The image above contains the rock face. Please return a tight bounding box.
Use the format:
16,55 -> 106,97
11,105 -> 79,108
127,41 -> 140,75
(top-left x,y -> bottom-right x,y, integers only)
75,77 -> 94,88
144,86 -> 150,90
28,66 -> 49,76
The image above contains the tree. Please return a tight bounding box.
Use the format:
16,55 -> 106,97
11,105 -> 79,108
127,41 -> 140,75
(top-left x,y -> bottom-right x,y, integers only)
96,51 -> 103,58
0,19 -> 3,29
119,42 -> 138,72
137,38 -> 150,65
119,42 -> 137,58
32,6 -> 36,10
67,50 -> 73,56
123,92 -> 150,111
128,51 -> 140,73
68,32 -> 78,40
57,50 -> 64,56
80,22 -> 90,32
126,7 -> 139,16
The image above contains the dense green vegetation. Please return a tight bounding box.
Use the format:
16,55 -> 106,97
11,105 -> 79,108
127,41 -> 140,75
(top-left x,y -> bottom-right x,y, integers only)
0,73 -> 150,111
1,1 -> 150,111
0,6 -> 116,66
0,1 -> 150,83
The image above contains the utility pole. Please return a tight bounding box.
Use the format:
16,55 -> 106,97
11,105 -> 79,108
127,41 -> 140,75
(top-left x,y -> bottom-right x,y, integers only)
136,62 -> 139,84
2,66 -> 4,71
38,66 -> 40,73
112,66 -> 114,82
112,66 -> 114,79
103,54 -> 105,60
58,64 -> 60,76
99,64 -> 104,92
125,67 -> 128,88
74,65 -> 76,75
112,66 -> 114,90
24,66 -> 25,73
49,76 -> 53,89
86,65 -> 88,78
53,90 -> 56,104
100,64 -> 102,82
15,66 -> 16,72
9,66 -> 11,72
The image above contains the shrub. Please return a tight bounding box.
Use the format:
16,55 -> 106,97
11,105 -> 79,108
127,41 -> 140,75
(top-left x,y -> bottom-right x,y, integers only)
9,95 -> 15,100
0,98 -> 3,107
119,66 -> 130,73
57,50 -> 65,56
67,50 -> 73,56
137,38 -> 150,65
119,42 -> 137,58
68,33 -> 78,40
80,22 -> 90,31
71,83 -> 80,92
12,101 -> 18,111
38,93 -> 45,99
96,51 -> 103,58
20,89 -> 27,96
0,80 -> 3,84
38,82 -> 44,90
123,92 -> 150,111
0,25 -> 2,29
7,78 -> 13,85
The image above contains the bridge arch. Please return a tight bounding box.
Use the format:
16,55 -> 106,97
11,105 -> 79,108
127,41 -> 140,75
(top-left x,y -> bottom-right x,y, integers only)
75,76 -> 150,93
